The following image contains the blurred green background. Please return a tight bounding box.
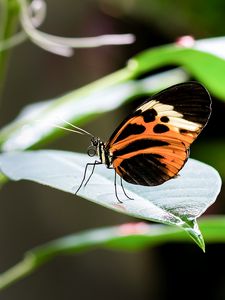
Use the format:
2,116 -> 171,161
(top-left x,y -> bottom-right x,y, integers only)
0,0 -> 225,299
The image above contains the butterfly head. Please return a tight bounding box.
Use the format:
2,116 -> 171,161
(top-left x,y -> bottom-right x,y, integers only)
87,136 -> 101,157
87,136 -> 110,167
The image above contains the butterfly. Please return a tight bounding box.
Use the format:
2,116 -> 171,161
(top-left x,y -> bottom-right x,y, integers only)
58,81 -> 211,203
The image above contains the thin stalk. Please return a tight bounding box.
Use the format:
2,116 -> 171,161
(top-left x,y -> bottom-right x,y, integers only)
0,0 -> 20,98
0,253 -> 37,291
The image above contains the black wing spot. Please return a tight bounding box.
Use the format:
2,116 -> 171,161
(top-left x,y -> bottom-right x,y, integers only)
153,124 -> 170,133
142,109 -> 157,123
160,116 -> 169,123
180,129 -> 188,134
114,123 -> 145,143
113,139 -> 169,157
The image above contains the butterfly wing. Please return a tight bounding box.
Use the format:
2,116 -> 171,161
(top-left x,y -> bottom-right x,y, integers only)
106,82 -> 211,186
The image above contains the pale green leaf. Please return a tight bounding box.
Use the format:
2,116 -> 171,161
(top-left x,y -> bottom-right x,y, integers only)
0,68 -> 187,152
0,150 -> 221,250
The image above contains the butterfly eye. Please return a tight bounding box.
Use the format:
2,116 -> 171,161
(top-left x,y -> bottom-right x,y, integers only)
91,137 -> 99,146
87,146 -> 96,157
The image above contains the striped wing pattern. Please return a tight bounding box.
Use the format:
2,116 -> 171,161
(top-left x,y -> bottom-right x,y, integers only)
105,82 -> 211,186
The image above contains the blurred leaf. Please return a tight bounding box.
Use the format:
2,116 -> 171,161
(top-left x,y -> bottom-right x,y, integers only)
30,216 -> 225,253
0,216 -> 225,291
1,37 -> 225,152
130,37 -> 225,99
0,150 -> 221,250
0,68 -> 188,151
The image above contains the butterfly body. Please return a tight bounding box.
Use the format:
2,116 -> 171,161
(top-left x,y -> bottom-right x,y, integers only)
72,82 -> 211,202
86,82 -> 211,190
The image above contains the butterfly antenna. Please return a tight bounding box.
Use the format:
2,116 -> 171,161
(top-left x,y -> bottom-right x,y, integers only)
59,118 -> 94,137
51,116 -> 94,137
52,124 -> 85,135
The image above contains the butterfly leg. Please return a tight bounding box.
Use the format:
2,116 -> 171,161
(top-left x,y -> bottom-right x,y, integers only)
84,160 -> 101,187
114,170 -> 123,204
74,161 -> 100,195
120,177 -> 134,200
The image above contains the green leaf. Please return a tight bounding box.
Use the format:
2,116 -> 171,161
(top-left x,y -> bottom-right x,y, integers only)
129,37 -> 225,99
0,150 -> 221,250
2,37 -> 225,152
0,216 -> 225,291
0,68 -> 188,151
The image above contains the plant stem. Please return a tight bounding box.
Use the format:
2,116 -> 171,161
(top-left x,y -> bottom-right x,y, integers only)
0,0 -> 20,98
0,253 -> 36,291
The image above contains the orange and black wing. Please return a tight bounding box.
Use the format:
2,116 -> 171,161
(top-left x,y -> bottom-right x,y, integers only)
105,82 -> 211,186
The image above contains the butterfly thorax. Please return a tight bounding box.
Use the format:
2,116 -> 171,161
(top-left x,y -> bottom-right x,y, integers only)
87,137 -> 112,168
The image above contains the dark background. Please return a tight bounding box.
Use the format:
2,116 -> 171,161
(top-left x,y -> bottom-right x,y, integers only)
0,0 -> 225,299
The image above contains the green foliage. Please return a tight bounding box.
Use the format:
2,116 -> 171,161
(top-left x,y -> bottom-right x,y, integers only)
0,150 -> 221,250
2,37 -> 225,152
0,68 -> 188,151
131,41 -> 225,98
0,216 -> 225,291
0,4 -> 225,290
